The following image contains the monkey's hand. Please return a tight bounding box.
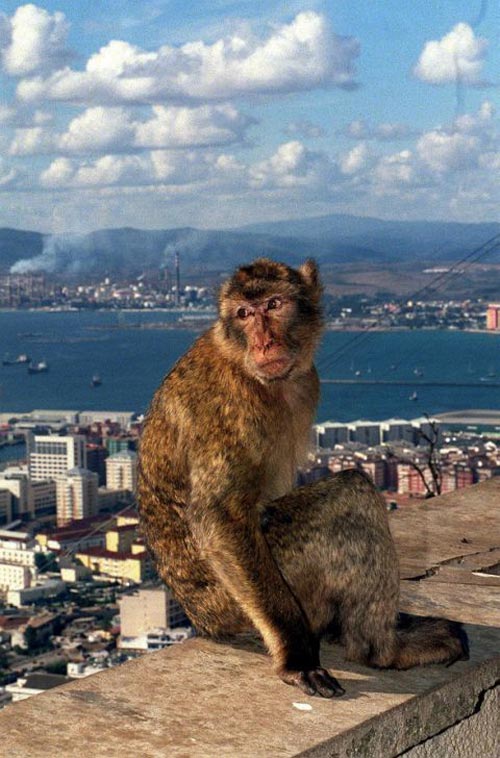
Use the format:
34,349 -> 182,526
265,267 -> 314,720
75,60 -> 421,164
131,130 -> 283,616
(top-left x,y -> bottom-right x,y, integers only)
279,665 -> 345,698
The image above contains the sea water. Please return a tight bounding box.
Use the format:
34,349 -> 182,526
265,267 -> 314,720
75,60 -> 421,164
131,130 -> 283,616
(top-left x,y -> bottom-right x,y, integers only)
0,310 -> 498,424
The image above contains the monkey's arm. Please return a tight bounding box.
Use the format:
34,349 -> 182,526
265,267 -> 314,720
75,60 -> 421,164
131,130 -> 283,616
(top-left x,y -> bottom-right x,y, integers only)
188,461 -> 344,698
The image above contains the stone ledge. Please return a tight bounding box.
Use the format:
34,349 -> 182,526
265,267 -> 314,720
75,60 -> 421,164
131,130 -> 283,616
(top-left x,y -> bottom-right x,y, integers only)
1,479 -> 499,758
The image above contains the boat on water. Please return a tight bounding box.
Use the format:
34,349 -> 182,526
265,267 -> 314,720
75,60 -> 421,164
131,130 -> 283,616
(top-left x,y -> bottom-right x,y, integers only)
409,391 -> 418,401
91,374 -> 102,387
28,360 -> 49,374
2,353 -> 31,366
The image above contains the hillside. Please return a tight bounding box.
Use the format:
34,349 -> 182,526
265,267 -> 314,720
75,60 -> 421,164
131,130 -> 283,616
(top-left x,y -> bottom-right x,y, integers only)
1,215 -> 499,279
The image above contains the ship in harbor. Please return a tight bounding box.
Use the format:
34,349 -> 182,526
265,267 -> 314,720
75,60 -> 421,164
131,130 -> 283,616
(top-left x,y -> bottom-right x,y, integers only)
90,374 -> 102,387
2,353 -> 31,366
27,360 -> 49,374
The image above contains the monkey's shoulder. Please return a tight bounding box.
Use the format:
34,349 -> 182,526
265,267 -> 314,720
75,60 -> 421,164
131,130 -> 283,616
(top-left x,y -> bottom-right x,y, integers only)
153,330 -> 269,434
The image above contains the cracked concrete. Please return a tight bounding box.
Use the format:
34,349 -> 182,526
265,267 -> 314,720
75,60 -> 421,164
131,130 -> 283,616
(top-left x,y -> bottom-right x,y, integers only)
399,682 -> 499,758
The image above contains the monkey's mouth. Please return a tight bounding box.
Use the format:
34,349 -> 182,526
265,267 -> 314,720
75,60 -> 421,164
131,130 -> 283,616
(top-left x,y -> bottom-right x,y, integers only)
254,356 -> 294,379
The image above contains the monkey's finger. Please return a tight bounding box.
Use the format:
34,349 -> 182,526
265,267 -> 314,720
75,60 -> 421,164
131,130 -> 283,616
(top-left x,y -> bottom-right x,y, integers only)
295,671 -> 317,696
309,669 -> 345,698
279,668 -> 316,695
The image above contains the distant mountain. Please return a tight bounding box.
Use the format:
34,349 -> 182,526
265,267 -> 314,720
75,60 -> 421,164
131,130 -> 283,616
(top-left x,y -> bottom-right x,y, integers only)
0,228 -> 44,271
1,214 -> 499,278
237,214 -> 500,259
0,225 -> 387,278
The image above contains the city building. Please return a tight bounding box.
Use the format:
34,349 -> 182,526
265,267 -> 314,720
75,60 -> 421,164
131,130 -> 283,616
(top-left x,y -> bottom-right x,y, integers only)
104,436 -> 138,456
0,490 -> 12,526
0,469 -> 30,520
86,443 -> 108,485
105,450 -> 138,492
56,468 -> 99,526
105,523 -> 138,553
79,411 -> 135,428
0,529 -> 38,591
75,544 -> 149,584
29,480 -> 57,519
0,469 -> 56,521
314,422 -> 350,448
350,421 -> 383,446
486,303 -> 500,330
7,580 -> 66,608
5,673 -> 69,703
381,419 -> 418,445
75,523 -> 150,583
119,587 -> 191,650
28,434 -> 87,482
97,486 -> 132,512
314,416 -> 441,451
35,514 -> 111,554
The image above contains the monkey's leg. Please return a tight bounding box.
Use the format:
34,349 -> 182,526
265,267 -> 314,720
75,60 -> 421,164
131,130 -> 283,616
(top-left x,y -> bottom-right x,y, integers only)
262,470 -> 398,651
262,469 -> 467,669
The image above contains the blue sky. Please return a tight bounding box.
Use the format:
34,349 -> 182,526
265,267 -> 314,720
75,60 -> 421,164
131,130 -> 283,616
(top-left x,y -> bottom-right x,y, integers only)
0,1 -> 499,232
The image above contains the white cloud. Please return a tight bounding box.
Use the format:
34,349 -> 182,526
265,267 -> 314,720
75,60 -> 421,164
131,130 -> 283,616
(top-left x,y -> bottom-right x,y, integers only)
375,122 -> 411,141
249,140 -> 335,190
453,99 -> 495,134
284,120 -> 326,139
339,142 -> 371,174
478,152 -> 500,171
16,12 -> 359,105
413,23 -> 489,86
373,150 -> 415,185
0,105 -> 18,125
9,125 -> 55,155
1,4 -> 72,76
0,102 -> 51,127
134,104 -> 254,148
39,149 -> 225,189
0,157 -> 17,187
416,130 -> 480,172
38,156 -> 74,187
343,119 -> 413,141
60,108 -> 136,153
10,103 -> 255,155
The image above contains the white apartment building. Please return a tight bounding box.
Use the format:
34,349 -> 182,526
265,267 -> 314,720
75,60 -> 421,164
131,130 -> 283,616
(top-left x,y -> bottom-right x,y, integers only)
0,471 -> 56,521
119,587 -> 190,650
30,480 -> 57,518
120,587 -> 188,637
56,468 -> 99,526
28,434 -> 87,482
0,530 -> 38,591
106,450 -> 138,492
0,471 -> 30,519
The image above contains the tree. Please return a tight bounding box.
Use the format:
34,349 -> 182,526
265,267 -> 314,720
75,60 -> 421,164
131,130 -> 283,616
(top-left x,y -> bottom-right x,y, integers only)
413,417 -> 442,498
387,416 -> 442,499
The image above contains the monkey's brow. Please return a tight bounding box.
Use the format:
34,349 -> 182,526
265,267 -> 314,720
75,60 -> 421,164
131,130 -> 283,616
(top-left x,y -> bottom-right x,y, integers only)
237,291 -> 287,305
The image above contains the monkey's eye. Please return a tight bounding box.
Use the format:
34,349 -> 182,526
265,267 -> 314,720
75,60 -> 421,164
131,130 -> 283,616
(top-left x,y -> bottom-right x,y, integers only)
236,306 -> 250,320
266,297 -> 282,311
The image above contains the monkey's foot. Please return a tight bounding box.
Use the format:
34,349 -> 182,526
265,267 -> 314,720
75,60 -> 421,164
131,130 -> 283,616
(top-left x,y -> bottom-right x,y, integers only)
279,666 -> 345,698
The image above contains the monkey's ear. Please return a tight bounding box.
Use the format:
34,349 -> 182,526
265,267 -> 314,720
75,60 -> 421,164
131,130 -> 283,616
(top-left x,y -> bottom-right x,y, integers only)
299,259 -> 320,290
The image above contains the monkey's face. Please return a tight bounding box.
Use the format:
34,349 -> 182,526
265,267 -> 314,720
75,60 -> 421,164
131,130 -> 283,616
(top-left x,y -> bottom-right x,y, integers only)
234,293 -> 298,380
217,258 -> 323,383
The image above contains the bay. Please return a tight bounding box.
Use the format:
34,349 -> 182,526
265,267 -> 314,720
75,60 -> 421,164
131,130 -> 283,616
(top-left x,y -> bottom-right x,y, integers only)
0,310 -> 499,424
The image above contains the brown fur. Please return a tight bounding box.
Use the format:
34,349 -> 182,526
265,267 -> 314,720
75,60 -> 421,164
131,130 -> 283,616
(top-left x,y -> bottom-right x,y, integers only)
138,258 -> 468,698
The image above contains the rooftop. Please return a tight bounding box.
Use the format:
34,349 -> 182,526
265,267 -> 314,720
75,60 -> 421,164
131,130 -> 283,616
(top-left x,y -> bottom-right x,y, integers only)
1,479 -> 499,757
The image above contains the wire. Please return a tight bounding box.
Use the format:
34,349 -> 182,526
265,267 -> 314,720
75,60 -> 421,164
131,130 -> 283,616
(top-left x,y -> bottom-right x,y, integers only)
317,232 -> 500,377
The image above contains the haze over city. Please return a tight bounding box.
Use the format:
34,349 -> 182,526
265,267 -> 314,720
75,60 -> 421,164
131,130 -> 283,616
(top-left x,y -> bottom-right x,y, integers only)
0,1 -> 499,233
